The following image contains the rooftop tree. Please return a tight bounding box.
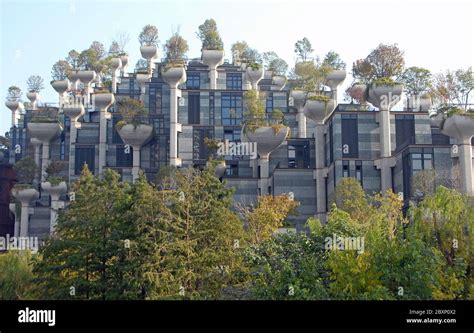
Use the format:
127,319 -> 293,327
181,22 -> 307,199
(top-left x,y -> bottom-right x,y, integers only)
138,24 -> 159,47
294,37 -> 314,62
6,86 -> 22,101
322,51 -> 346,70
231,41 -> 262,65
400,66 -> 432,97
263,51 -> 288,76
51,60 -> 71,81
26,75 -> 45,93
163,31 -> 189,64
352,43 -> 405,84
430,67 -> 474,110
109,31 -> 129,55
197,18 -> 224,50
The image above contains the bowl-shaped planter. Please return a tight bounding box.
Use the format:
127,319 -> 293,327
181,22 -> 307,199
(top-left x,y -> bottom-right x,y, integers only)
63,104 -> 85,121
120,54 -> 129,68
27,92 -> 39,106
242,125 -> 290,159
41,181 -> 67,197
111,57 -> 122,71
325,70 -> 346,89
201,49 -> 224,69
28,122 -> 63,142
117,124 -> 154,147
367,82 -> 403,110
51,80 -> 70,94
429,112 -> 445,128
93,93 -> 115,110
162,66 -> 187,88
272,75 -> 287,90
407,96 -> 432,112
77,71 -> 97,85
441,114 -> 474,142
290,90 -> 306,110
140,45 -> 158,61
303,99 -> 336,124
245,67 -> 264,86
5,100 -> 21,112
12,187 -> 39,203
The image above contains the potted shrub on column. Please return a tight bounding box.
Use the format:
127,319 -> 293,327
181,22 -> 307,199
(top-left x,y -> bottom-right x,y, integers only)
139,24 -> 159,73
26,75 -> 44,110
12,157 -> 39,237
51,60 -> 71,107
400,66 -> 432,111
323,51 -> 347,101
294,37 -> 314,77
198,19 -> 224,89
5,86 -> 24,127
28,107 -> 63,181
162,31 -> 189,167
263,51 -> 288,90
41,160 -> 68,233
116,97 -> 154,181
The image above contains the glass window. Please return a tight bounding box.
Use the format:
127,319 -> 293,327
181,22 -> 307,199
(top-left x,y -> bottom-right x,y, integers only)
266,93 -> 273,113
226,73 -> 242,90
186,73 -> 200,89
221,93 -> 242,125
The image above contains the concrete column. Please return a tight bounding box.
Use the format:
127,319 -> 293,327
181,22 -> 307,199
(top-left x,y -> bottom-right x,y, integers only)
9,203 -> 19,237
314,125 -> 328,219
12,189 -> 39,237
31,138 -> 41,182
376,109 -> 394,192
297,112 -> 306,138
94,94 -> 114,174
170,87 -> 180,166
459,141 -> 473,196
132,145 -> 141,181
41,143 -> 49,182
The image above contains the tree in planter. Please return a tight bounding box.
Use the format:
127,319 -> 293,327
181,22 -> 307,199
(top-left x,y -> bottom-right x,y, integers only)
352,43 -> 405,84
109,31 -> 130,55
294,37 -> 314,62
6,86 -> 22,102
78,42 -> 112,76
345,83 -> 367,105
322,51 -> 346,70
134,59 -> 149,73
231,41 -> 262,65
115,97 -> 148,129
13,157 -> 38,189
138,24 -> 159,47
400,66 -> 432,97
163,31 -> 189,65
45,160 -> 67,186
263,51 -> 288,76
197,18 -> 223,50
51,60 -> 71,81
26,75 -> 44,93
430,67 -> 474,110
66,50 -> 81,73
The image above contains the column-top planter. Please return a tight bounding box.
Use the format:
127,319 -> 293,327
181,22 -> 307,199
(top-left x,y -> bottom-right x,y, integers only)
26,92 -> 40,108
429,111 -> 445,128
120,54 -> 129,68
162,66 -> 187,88
12,187 -> 39,203
41,181 -> 68,197
93,93 -> 115,110
111,57 -> 122,71
303,97 -> 336,124
367,81 -> 403,110
440,114 -> 474,143
63,104 -> 85,121
28,122 -> 63,142
295,61 -> 313,78
136,72 -> 152,85
245,66 -> 264,88
77,71 -> 97,85
242,126 -> 290,159
5,100 -> 23,112
51,80 -> 70,94
117,124 -> 154,147
325,70 -> 346,90
201,49 -> 224,69
272,75 -> 287,91
140,45 -> 158,61
290,90 -> 306,110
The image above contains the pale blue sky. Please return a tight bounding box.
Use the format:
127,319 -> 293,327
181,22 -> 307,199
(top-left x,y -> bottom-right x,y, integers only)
1,0 -> 473,135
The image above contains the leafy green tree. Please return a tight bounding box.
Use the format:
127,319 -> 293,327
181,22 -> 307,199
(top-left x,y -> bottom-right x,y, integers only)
163,31 -> 189,63
322,51 -> 346,70
196,18 -> 223,50
294,37 -> 314,62
33,167 -> 139,300
0,251 -> 35,300
400,66 -> 432,96
409,186 -> 474,299
132,167 -> 246,299
263,51 -> 288,76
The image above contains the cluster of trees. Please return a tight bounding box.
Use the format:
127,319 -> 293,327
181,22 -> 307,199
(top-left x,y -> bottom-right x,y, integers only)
1,168 -> 472,300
